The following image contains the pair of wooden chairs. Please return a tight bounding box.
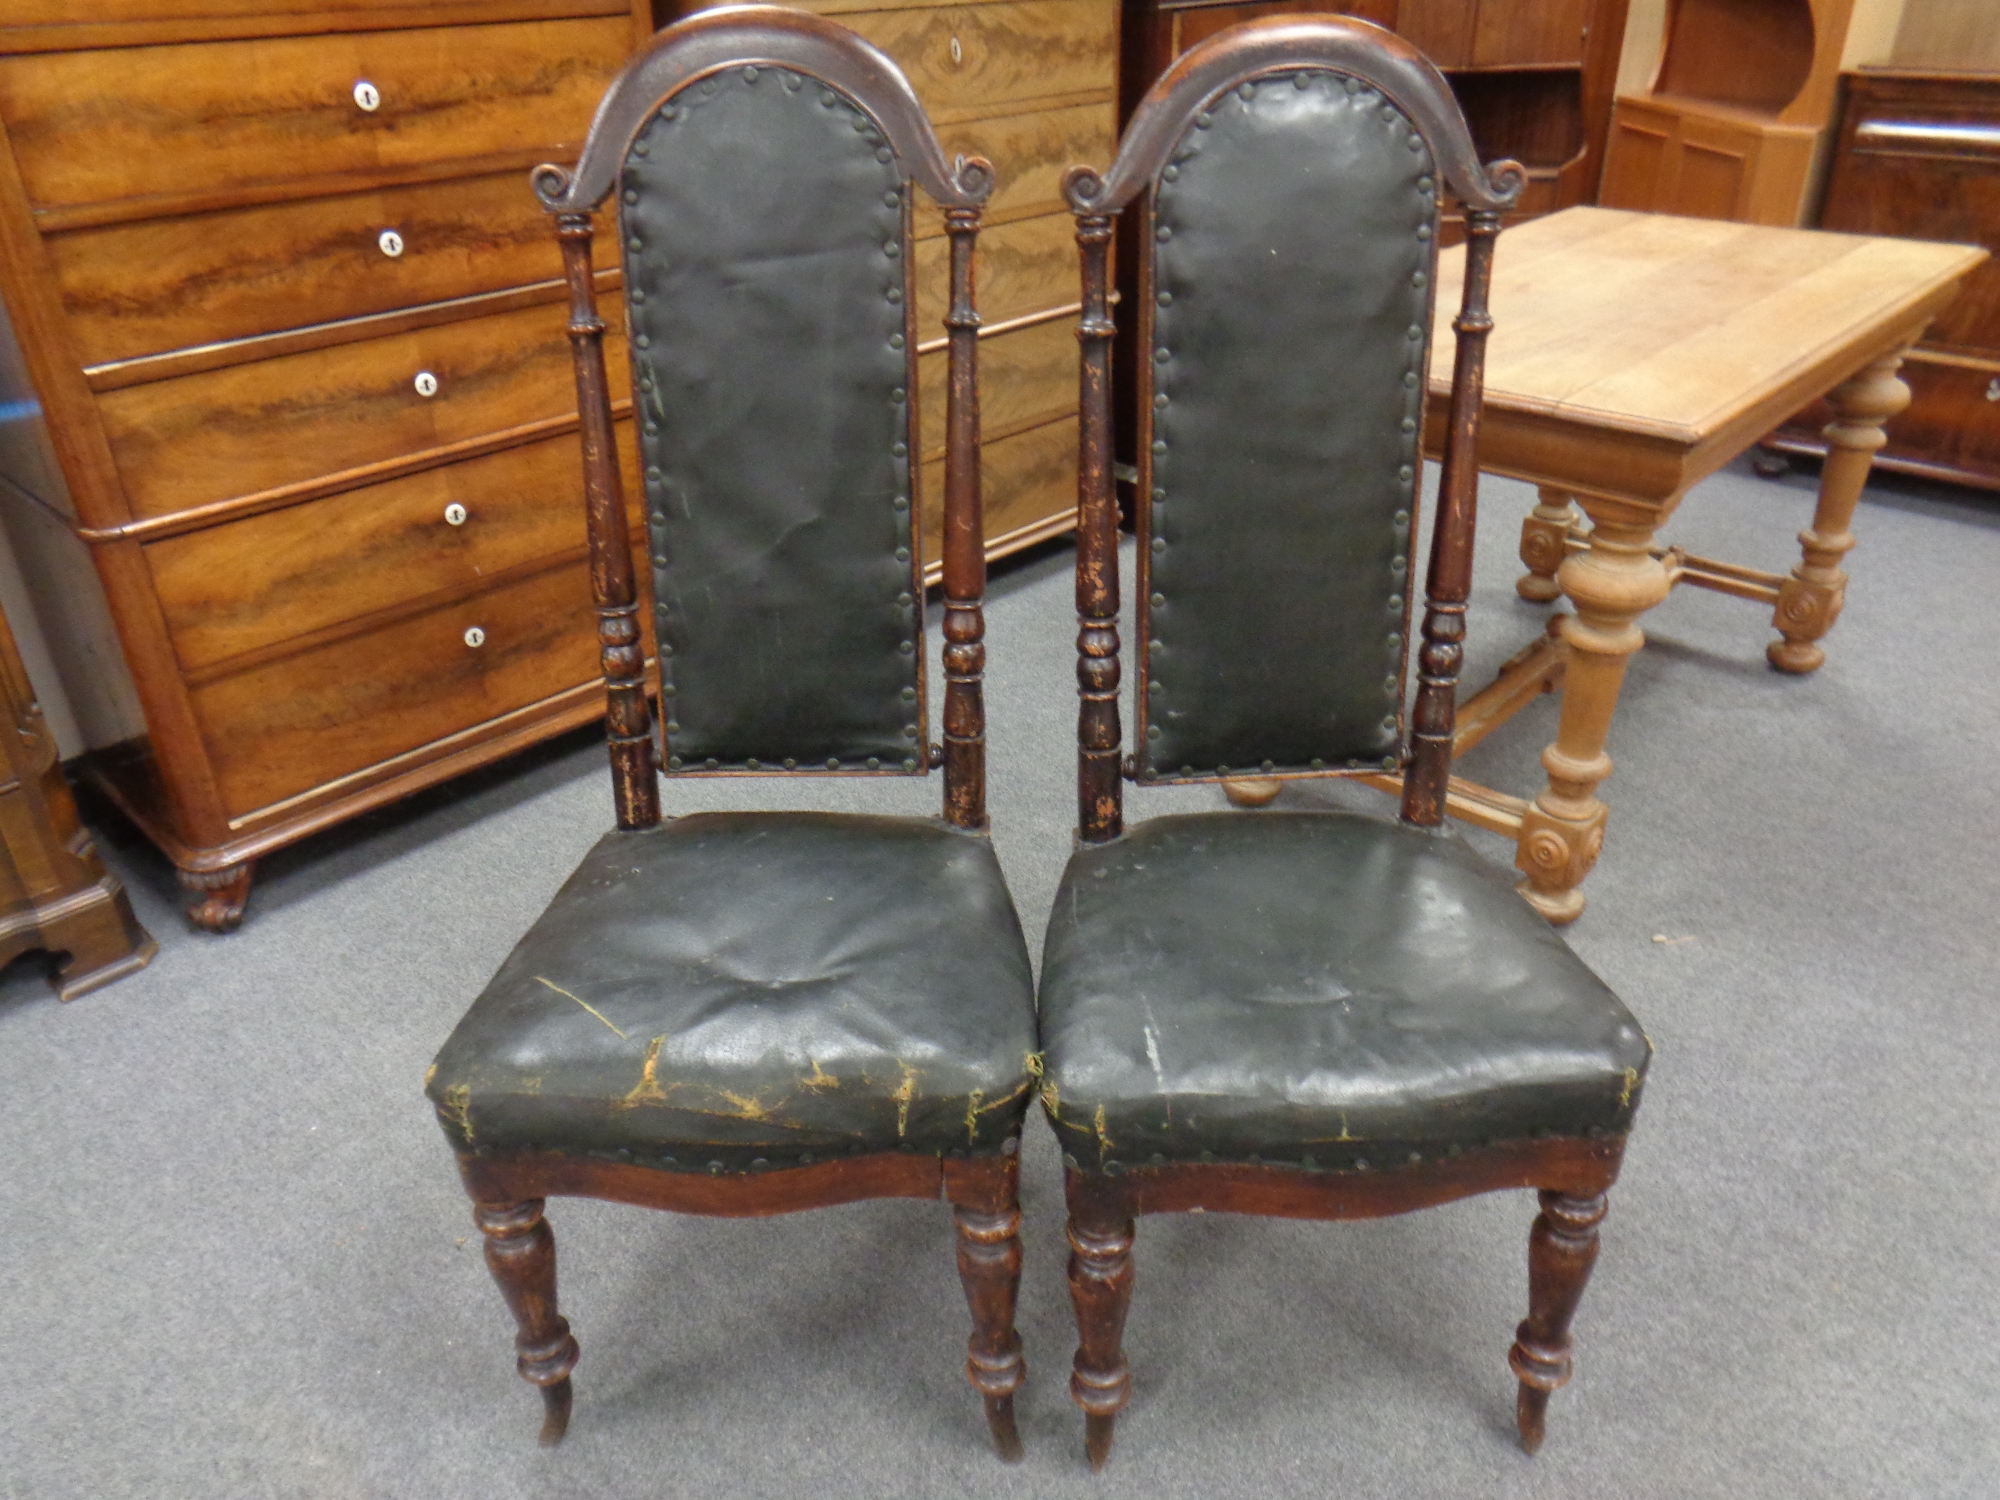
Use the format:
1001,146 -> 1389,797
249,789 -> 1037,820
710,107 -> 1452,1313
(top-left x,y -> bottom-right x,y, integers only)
423,6 -> 1651,1470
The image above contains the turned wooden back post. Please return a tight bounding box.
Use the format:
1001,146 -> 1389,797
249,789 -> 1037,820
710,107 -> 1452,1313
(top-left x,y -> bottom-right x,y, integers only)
535,6 -> 996,833
1064,15 -> 1520,843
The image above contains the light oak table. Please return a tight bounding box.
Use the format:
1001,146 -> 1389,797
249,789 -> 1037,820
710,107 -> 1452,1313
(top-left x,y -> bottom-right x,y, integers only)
1230,206 -> 1987,923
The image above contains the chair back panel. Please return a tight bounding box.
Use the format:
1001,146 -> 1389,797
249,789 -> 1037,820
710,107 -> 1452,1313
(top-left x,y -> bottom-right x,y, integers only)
1138,72 -> 1436,781
624,68 -> 923,774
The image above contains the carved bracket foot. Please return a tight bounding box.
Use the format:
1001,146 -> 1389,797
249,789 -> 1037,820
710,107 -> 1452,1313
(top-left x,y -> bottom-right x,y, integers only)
1514,800 -> 1606,926
176,862 -> 254,933
1517,489 -> 1580,604
1767,571 -> 1846,675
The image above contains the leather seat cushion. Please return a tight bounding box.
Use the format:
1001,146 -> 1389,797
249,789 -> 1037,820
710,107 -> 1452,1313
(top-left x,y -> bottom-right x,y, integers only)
428,812 -> 1038,1171
1038,812 -> 1650,1171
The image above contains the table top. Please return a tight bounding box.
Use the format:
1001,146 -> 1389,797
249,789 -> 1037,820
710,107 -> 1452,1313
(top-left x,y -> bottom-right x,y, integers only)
1427,207 -> 1987,501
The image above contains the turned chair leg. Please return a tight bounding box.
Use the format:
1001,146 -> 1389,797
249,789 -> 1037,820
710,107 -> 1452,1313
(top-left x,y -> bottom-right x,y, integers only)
1066,1203 -> 1136,1471
1509,1189 -> 1607,1455
953,1195 -> 1027,1462
474,1199 -> 581,1446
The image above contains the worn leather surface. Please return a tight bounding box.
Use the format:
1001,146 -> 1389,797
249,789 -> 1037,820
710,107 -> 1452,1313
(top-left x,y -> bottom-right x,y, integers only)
428,813 -> 1037,1169
1039,813 -> 1650,1169
624,68 -> 923,773
1142,72 -> 1437,780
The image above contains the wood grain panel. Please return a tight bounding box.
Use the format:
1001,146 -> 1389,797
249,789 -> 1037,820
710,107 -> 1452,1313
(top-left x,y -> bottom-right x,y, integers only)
3,0 -> 625,24
1172,0 -> 1397,55
915,99 -> 1117,236
913,209 -> 1077,334
149,422 -> 637,671
191,554 -> 605,818
0,17 -> 627,211
49,168 -> 614,365
1469,0 -> 1589,66
100,299 -> 627,518
917,311 -> 1074,460
918,411 -> 1076,567
795,0 -> 1116,122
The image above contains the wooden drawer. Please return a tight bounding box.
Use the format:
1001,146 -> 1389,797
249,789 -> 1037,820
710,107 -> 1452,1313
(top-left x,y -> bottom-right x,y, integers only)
0,16 -> 629,211
919,409 -> 1076,566
150,422 -> 638,673
798,0 -> 1116,120
915,99 -> 1117,235
101,299 -> 628,519
190,554 -> 609,820
50,168 -> 614,366
913,210 -> 1078,334
918,310 -> 1074,460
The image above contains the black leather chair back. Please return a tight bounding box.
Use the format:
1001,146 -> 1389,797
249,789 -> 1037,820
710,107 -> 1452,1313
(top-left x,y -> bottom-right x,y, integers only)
1141,71 -> 1440,780
1064,17 -> 1522,837
537,10 -> 993,784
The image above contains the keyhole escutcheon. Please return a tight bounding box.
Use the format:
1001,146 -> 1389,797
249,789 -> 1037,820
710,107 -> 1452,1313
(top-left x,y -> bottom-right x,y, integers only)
464,626 -> 486,648
378,228 -> 405,258
949,34 -> 962,64
413,371 -> 439,397
353,80 -> 380,112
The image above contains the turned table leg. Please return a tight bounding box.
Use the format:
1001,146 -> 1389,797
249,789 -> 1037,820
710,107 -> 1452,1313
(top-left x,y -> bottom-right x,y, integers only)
1517,495 -> 1672,925
1768,350 -> 1910,674
1517,486 -> 1580,604
1509,1190 -> 1608,1455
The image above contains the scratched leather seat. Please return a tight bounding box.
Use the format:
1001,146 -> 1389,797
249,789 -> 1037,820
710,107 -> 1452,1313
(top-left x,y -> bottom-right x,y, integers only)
423,10 -> 1036,1460
1035,17 -> 1650,1470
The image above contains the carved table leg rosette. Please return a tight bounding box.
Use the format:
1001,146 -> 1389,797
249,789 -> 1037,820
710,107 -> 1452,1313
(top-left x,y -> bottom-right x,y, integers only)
1517,486 -> 1582,604
1768,349 -> 1910,674
1516,491 -> 1671,924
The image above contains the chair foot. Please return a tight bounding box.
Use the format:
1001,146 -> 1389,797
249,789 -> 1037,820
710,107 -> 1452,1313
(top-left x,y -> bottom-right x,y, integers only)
1508,1189 -> 1607,1455
1066,1205 -> 1135,1470
1515,1382 -> 1550,1455
983,1392 -> 1024,1463
1084,1411 -> 1118,1471
474,1199 -> 581,1446
539,1377 -> 573,1447
952,1160 -> 1027,1462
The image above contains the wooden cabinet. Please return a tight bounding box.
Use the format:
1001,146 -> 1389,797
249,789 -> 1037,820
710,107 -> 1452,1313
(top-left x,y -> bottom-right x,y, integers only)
666,0 -> 1120,568
1768,69 -> 2000,491
0,2 -> 652,930
1598,0 -> 1900,227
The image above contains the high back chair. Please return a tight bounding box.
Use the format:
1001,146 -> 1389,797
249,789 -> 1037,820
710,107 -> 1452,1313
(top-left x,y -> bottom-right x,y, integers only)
1038,17 -> 1652,1468
424,8 -> 1037,1460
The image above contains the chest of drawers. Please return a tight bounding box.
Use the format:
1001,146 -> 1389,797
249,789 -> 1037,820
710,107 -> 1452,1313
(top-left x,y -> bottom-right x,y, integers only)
0,1 -> 651,929
676,0 -> 1121,564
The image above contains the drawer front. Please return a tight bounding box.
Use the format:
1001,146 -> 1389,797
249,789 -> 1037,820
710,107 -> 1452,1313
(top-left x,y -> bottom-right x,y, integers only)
912,209 -> 1076,335
917,311 -> 1073,460
150,422 -> 639,672
919,410 -> 1075,567
101,299 -> 629,519
191,555 -> 608,819
798,0 -> 1116,119
0,16 -> 629,211
51,169 -> 615,366
915,99 -> 1117,236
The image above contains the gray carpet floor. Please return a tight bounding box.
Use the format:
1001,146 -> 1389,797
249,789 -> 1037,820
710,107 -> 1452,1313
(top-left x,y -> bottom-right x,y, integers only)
2,456 -> 1995,1499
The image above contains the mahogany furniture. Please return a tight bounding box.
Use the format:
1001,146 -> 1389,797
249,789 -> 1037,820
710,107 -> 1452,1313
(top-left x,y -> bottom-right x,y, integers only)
1768,68 -> 2000,491
1043,16 -> 1650,1468
1120,0 -> 1630,235
424,10 -> 1037,1456
1599,0 -> 1897,226
1244,206 -> 1980,924
0,1 -> 656,932
0,592 -> 154,1000
663,0 -> 1121,572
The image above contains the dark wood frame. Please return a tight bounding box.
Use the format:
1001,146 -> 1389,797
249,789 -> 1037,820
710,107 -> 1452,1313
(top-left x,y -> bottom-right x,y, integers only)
1060,16 -> 1628,1468
444,7 -> 1025,1460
